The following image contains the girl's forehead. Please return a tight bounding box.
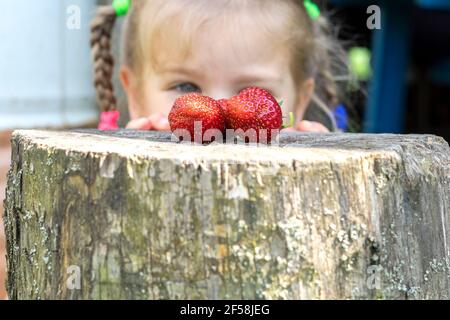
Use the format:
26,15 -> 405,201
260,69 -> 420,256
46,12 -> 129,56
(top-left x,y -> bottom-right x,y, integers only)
143,3 -> 292,73
172,26 -> 284,69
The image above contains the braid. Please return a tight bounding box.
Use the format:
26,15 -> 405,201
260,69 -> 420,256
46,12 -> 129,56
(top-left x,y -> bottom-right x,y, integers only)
90,6 -> 117,112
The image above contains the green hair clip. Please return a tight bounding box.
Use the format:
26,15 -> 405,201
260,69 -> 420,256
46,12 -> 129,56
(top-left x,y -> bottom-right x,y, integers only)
304,0 -> 320,20
113,0 -> 317,20
112,0 -> 131,16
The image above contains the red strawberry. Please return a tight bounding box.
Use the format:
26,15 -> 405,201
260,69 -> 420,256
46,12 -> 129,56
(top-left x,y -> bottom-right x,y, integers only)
226,87 -> 283,143
217,99 -> 230,127
169,93 -> 225,143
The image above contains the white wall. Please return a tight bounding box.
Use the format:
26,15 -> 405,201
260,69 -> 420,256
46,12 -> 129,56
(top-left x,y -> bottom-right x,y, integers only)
0,0 -> 99,129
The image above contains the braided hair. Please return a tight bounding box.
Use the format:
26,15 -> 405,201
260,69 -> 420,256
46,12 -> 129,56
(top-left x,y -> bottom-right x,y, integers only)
90,6 -> 118,113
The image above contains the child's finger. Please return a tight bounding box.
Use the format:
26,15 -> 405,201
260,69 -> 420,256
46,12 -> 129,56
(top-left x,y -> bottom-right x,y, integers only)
149,114 -> 170,131
296,120 -> 330,133
154,117 -> 170,131
125,118 -> 153,130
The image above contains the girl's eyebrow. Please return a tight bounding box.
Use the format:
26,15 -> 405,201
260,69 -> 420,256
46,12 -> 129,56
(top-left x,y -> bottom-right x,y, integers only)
159,66 -> 202,78
233,73 -> 282,85
159,65 -> 281,84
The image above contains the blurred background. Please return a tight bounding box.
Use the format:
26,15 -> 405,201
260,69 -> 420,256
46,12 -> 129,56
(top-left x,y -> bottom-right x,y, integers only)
0,0 -> 449,299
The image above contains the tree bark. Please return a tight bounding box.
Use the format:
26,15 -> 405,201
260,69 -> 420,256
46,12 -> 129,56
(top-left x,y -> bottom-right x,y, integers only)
3,129 -> 450,299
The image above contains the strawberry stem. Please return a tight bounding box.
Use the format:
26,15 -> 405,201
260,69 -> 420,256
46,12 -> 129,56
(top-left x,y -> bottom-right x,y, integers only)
282,112 -> 295,129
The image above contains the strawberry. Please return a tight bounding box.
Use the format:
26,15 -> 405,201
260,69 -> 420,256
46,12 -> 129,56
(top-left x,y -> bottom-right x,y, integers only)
169,93 -> 226,143
225,87 -> 283,143
217,98 -> 231,127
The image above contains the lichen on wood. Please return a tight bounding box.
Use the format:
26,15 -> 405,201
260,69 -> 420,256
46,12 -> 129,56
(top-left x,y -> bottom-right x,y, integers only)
3,130 -> 450,299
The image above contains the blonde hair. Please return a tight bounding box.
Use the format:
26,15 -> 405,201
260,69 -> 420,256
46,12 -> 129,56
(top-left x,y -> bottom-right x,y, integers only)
91,0 -> 348,130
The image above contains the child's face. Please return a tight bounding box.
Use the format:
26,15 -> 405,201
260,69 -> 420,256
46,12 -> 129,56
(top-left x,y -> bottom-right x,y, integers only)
121,21 -> 314,123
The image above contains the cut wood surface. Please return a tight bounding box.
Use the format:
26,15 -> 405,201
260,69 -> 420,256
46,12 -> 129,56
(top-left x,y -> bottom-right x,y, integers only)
3,129 -> 450,299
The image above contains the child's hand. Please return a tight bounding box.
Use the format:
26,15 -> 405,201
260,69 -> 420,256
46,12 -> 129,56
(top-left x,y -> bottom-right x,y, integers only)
282,120 -> 330,133
126,114 -> 170,131
296,120 -> 330,133
126,115 -> 328,133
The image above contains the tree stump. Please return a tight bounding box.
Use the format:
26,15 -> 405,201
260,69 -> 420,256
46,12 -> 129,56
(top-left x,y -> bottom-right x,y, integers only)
3,130 -> 450,300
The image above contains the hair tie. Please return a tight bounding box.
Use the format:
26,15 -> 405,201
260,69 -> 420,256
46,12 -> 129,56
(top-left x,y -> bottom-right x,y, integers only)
98,110 -> 120,130
304,0 -> 320,20
113,0 -> 131,16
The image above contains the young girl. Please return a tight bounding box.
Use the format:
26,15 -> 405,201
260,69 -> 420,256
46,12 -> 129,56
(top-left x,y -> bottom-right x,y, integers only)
91,0 -> 347,133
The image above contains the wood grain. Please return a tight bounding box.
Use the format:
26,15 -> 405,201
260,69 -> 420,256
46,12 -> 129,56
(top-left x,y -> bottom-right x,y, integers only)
3,130 -> 450,299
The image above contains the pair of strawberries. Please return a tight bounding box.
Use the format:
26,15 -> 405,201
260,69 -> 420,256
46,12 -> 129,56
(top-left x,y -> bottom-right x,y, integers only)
168,87 -> 283,143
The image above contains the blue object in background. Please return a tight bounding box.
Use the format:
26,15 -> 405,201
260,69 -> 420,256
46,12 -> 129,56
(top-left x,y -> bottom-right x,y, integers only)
334,104 -> 349,131
365,0 -> 413,133
417,0 -> 450,10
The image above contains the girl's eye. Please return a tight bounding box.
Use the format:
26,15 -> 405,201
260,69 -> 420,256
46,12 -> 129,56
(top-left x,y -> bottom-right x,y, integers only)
173,82 -> 201,93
